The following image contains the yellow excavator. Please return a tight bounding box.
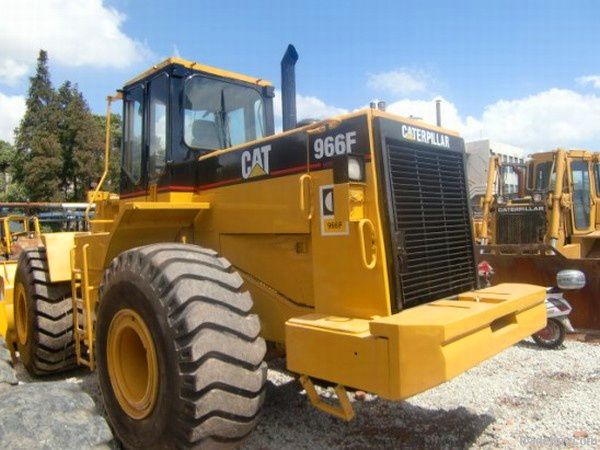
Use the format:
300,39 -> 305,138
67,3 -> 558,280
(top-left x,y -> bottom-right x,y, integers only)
2,46 -> 546,448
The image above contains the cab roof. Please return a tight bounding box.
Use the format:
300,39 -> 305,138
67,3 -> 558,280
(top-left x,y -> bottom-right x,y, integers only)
530,149 -> 596,161
124,57 -> 273,88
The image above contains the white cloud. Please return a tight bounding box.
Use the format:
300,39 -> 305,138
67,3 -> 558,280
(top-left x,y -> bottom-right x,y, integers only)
0,58 -> 29,86
273,90 -> 348,130
385,97 -> 468,132
296,95 -> 348,120
274,86 -> 600,151
367,69 -> 429,96
385,89 -> 600,151
0,92 -> 26,143
576,75 -> 600,89
0,0 -> 152,85
465,89 -> 600,150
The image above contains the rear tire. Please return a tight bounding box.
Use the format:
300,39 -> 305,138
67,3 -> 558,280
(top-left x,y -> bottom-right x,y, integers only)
13,248 -> 76,375
532,318 -> 565,349
96,243 -> 267,449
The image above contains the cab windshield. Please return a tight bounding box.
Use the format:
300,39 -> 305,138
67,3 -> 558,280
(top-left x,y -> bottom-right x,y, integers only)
183,77 -> 266,151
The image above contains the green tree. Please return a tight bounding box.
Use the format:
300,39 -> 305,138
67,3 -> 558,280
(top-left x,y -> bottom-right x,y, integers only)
56,81 -> 76,198
13,50 -> 116,202
0,140 -> 15,191
14,50 -> 64,201
0,140 -> 27,201
57,82 -> 104,200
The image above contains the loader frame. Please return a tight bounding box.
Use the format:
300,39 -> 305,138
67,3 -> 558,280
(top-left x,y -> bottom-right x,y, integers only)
8,54 -> 547,448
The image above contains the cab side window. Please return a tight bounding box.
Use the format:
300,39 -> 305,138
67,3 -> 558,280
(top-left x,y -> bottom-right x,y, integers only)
534,162 -> 552,191
123,86 -> 144,184
571,160 -> 591,230
148,74 -> 169,181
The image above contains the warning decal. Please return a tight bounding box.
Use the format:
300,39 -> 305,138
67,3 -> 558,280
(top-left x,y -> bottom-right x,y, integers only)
320,184 -> 348,236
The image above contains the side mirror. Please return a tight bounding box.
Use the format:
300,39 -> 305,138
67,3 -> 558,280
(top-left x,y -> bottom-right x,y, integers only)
556,270 -> 586,290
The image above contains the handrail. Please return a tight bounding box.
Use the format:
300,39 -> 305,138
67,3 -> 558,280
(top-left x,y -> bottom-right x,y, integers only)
299,174 -> 313,220
85,92 -> 122,225
358,218 -> 377,270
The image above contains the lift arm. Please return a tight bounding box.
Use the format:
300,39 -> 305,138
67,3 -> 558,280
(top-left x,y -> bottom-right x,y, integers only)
479,155 -> 500,244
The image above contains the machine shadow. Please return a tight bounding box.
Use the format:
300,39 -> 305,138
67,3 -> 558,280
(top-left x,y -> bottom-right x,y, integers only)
516,340 -> 567,351
245,369 -> 495,449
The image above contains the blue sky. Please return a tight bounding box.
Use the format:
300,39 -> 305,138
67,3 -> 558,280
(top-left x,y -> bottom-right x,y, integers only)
1,0 -> 600,150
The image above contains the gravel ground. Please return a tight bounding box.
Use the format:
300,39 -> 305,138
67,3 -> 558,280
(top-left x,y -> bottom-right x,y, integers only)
243,339 -> 600,449
10,338 -> 600,449
0,337 -> 113,449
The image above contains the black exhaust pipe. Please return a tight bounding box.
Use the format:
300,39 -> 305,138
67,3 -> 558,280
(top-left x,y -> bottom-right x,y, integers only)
281,44 -> 298,131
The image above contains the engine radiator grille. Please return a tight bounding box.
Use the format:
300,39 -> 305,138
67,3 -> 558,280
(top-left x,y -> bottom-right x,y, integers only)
495,207 -> 546,244
385,139 -> 477,308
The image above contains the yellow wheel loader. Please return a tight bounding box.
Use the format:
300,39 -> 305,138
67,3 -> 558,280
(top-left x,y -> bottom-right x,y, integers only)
0,205 -> 88,346
476,149 -> 600,329
0,215 -> 41,342
4,46 -> 546,448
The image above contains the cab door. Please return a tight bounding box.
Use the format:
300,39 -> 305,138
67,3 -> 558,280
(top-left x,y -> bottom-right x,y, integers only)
121,84 -> 147,199
145,73 -> 170,201
569,156 -> 595,234
593,154 -> 600,228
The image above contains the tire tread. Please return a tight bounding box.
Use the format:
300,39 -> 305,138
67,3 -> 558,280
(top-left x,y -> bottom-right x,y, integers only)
98,243 -> 266,449
16,248 -> 76,375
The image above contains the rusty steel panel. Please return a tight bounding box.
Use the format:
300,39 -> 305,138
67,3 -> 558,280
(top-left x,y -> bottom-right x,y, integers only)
475,245 -> 600,330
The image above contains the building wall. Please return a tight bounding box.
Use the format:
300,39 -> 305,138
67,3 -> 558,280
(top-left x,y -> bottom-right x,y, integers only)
465,139 -> 525,207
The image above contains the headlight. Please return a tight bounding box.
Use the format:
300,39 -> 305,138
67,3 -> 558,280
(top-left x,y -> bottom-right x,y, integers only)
533,193 -> 542,202
348,157 -> 364,181
333,154 -> 366,183
496,196 -> 505,204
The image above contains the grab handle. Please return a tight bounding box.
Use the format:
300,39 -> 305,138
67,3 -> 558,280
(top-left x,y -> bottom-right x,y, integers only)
358,219 -> 377,270
299,174 -> 313,220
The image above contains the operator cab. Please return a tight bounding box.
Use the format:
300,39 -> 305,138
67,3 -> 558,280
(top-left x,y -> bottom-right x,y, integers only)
120,57 -> 275,196
529,151 -> 598,233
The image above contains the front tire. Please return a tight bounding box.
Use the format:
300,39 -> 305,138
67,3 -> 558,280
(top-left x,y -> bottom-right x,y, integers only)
96,243 -> 267,449
532,318 -> 566,349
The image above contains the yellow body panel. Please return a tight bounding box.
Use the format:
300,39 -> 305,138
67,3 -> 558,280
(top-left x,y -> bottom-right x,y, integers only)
0,261 -> 17,338
41,232 -> 77,282
286,283 -> 545,400
308,168 -> 391,318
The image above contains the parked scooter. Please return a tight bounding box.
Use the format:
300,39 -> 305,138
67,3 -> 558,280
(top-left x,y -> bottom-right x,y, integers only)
532,288 -> 574,348
531,270 -> 585,349
477,263 -> 584,349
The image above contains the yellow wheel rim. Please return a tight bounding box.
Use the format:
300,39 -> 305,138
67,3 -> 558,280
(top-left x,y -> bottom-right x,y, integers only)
107,309 -> 159,420
14,282 -> 28,346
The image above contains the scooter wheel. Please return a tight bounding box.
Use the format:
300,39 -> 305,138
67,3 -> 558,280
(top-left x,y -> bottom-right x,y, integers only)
532,318 -> 566,349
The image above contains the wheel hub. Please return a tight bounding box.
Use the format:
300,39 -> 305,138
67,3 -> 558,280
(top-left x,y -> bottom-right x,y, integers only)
107,309 -> 159,420
14,283 -> 28,346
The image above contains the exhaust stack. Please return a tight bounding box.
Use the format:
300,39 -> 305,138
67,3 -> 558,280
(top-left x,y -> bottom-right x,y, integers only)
435,99 -> 442,127
281,44 -> 299,131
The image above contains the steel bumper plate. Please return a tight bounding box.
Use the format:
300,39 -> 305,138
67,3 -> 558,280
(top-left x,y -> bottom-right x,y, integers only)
285,283 -> 546,400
